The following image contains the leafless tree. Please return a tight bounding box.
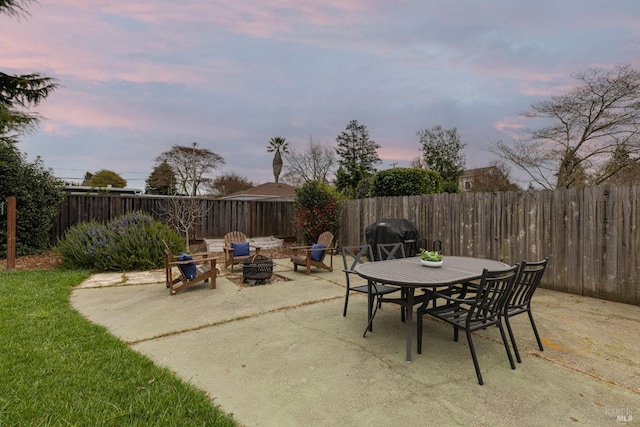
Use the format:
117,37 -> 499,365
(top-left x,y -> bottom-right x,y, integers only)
155,195 -> 211,249
492,64 -> 640,189
469,161 -> 521,193
282,136 -> 337,186
155,142 -> 225,196
206,172 -> 254,197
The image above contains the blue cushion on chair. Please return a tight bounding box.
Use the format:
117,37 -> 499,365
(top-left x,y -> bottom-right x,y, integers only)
178,253 -> 197,280
310,244 -> 326,261
231,242 -> 250,257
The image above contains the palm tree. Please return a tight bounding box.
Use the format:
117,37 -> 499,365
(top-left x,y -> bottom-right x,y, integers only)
267,136 -> 289,183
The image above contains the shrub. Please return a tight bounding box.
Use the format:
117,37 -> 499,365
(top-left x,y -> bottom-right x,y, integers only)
369,167 -> 442,197
355,176 -> 373,199
56,211 -> 185,271
0,142 -> 65,257
441,180 -> 461,193
293,181 -> 341,244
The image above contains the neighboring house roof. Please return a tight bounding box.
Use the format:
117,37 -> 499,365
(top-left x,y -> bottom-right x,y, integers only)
461,167 -> 495,179
63,185 -> 143,195
219,182 -> 297,201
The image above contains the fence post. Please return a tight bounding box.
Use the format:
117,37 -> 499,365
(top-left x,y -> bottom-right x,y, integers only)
7,196 -> 16,269
250,201 -> 254,238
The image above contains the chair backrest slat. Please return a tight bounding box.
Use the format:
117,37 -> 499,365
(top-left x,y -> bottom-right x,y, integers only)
224,231 -> 248,246
342,245 -> 373,273
317,231 -> 334,248
471,265 -> 519,319
376,243 -> 406,261
509,258 -> 549,308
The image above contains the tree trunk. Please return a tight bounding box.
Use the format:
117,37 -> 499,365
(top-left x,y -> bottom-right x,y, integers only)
273,151 -> 283,183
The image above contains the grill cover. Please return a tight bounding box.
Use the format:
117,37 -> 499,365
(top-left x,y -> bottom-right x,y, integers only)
365,219 -> 419,260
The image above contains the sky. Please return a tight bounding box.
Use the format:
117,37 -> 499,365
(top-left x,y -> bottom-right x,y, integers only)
3,0 -> 640,189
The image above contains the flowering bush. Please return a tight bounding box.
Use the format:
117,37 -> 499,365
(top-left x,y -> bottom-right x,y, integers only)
56,211 -> 185,271
293,181 -> 341,245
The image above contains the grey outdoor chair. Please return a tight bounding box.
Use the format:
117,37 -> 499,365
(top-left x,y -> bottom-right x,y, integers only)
376,242 -> 408,322
341,245 -> 402,321
376,242 -> 406,261
504,258 -> 549,363
418,265 -> 519,385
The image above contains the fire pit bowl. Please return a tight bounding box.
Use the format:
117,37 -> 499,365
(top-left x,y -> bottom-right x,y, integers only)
240,253 -> 275,285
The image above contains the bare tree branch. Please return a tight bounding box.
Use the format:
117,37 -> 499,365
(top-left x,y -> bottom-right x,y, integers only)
493,64 -> 640,189
282,136 -> 337,185
155,142 -> 225,196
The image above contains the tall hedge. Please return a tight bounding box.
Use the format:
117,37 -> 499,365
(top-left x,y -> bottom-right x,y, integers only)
0,142 -> 65,257
369,167 -> 442,197
293,181 -> 341,245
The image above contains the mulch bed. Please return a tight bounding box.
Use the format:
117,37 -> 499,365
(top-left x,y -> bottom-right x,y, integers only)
0,251 -> 63,271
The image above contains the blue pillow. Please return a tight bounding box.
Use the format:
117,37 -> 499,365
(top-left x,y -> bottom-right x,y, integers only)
178,253 -> 197,280
231,242 -> 250,257
310,244 -> 326,261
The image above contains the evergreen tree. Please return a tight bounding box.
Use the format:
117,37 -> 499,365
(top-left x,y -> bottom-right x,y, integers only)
599,145 -> 640,185
417,125 -> 466,193
146,161 -> 176,195
82,169 -> 127,188
334,120 -> 381,198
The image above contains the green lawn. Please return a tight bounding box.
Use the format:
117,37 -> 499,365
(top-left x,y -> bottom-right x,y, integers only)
0,269 -> 238,426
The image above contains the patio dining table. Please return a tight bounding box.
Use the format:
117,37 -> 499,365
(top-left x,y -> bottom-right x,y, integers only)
354,256 -> 510,363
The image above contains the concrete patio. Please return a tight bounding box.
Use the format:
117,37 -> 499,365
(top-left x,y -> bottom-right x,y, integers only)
70,255 -> 640,426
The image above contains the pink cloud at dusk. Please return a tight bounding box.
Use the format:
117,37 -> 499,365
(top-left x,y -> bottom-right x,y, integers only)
494,117 -> 526,140
36,90 -> 152,131
378,144 -> 421,164
2,0 -> 640,188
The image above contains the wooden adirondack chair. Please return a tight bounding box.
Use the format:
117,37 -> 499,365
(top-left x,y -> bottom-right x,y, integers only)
290,231 -> 335,275
163,240 -> 217,295
223,231 -> 261,272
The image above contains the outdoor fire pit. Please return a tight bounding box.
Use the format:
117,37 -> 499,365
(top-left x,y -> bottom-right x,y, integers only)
240,253 -> 275,285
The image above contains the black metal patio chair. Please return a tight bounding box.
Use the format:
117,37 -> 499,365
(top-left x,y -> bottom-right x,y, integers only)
376,242 -> 406,261
376,242 -> 408,321
341,245 -> 402,323
504,258 -> 549,363
417,265 -> 519,385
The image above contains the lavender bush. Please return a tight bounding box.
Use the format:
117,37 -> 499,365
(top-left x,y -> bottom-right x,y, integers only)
56,211 -> 185,271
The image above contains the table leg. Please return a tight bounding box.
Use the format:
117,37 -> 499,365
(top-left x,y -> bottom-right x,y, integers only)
406,287 -> 414,363
367,280 -> 374,332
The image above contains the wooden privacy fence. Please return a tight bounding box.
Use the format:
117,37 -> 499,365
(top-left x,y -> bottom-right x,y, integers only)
52,195 -> 296,242
340,184 -> 639,306
52,185 -> 639,305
